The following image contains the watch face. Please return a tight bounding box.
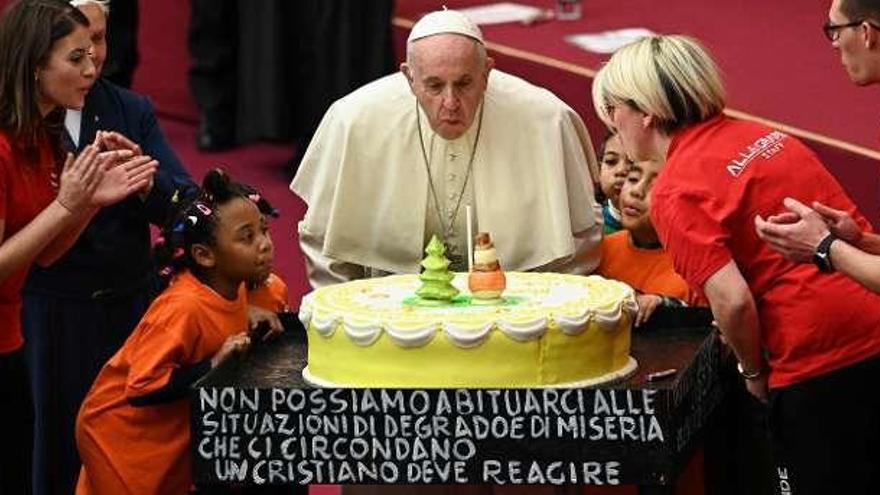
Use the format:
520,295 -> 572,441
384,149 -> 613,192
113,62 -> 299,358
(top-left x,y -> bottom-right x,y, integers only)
813,251 -> 831,272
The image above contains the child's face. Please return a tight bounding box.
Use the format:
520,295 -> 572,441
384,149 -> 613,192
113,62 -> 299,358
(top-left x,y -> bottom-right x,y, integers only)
599,135 -> 632,207
620,159 -> 662,238
210,198 -> 274,286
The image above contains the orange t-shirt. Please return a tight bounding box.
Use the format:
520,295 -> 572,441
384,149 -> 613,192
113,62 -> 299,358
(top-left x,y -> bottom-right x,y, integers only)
75,270 -> 247,495
598,230 -> 704,306
247,272 -> 289,312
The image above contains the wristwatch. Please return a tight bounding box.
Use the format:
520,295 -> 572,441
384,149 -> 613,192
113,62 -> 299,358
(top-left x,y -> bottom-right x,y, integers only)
812,233 -> 837,273
737,362 -> 763,381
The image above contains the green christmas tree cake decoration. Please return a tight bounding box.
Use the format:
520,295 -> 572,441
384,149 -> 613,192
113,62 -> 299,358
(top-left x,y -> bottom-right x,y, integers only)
416,235 -> 459,303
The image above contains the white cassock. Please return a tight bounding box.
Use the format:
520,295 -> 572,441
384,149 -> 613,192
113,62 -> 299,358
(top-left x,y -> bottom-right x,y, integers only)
291,69 -> 603,288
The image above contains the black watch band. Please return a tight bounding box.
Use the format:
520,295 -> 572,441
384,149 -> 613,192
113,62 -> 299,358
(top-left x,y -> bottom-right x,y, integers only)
813,233 -> 837,273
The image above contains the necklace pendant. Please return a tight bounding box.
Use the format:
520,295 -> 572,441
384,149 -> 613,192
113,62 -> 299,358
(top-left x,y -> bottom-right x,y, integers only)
445,243 -> 464,272
447,253 -> 464,272
417,97 -> 484,273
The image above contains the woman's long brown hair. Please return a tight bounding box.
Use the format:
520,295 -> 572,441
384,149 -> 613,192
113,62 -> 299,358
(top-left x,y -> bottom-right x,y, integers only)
0,0 -> 89,161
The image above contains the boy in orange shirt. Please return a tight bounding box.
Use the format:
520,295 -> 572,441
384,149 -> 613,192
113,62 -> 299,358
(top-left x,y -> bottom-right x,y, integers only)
598,159 -> 704,327
594,160 -> 708,495
75,170 -> 281,494
597,132 -> 632,234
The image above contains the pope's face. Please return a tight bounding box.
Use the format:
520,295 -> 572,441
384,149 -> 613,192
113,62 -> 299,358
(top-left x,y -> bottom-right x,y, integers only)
402,34 -> 493,140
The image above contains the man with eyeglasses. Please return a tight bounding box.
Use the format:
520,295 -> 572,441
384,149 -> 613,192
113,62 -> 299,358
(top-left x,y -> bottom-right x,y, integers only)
753,3 -> 880,492
823,0 -> 880,85
758,0 -> 880,291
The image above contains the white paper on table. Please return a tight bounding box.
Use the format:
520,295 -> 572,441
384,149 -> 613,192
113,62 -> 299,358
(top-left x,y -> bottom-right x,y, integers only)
566,28 -> 657,54
456,2 -> 545,25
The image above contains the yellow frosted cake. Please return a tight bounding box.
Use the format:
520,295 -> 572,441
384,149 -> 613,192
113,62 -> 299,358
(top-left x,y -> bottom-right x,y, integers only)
299,272 -> 638,388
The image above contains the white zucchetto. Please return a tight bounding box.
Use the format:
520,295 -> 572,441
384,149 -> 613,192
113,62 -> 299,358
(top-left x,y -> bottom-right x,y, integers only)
407,8 -> 484,44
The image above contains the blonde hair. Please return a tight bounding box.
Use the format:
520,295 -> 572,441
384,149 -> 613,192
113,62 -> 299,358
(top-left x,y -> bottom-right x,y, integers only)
592,35 -> 725,134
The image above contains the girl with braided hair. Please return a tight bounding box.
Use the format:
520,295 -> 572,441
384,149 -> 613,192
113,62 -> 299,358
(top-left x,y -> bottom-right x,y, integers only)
74,169 -> 279,494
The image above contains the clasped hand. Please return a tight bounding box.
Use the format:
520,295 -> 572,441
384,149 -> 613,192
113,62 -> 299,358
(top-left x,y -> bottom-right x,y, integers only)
754,197 -> 861,262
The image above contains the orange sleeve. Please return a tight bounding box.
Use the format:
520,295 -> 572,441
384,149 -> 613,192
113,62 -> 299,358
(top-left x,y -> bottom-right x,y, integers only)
275,276 -> 289,309
248,273 -> 290,312
596,232 -> 634,282
124,302 -> 201,400
596,238 -> 611,278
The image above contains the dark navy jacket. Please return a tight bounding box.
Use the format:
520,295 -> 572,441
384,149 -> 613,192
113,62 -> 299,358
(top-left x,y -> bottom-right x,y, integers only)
24,79 -> 194,298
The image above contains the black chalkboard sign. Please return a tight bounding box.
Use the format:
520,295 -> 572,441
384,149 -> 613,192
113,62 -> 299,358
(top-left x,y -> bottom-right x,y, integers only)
193,387 -> 673,485
191,309 -> 724,487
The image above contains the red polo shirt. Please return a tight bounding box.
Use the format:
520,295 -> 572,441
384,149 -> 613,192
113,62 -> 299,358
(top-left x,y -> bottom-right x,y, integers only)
652,115 -> 880,388
0,131 -> 56,353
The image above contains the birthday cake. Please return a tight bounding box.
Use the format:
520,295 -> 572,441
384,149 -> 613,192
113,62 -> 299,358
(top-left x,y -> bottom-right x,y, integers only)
298,271 -> 638,388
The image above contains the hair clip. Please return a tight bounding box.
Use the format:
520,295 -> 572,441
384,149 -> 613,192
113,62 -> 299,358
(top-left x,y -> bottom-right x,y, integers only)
186,215 -> 198,226
159,266 -> 173,277
172,247 -> 185,259
153,236 -> 165,247
195,202 -> 212,216
171,189 -> 180,204
172,220 -> 186,233
248,193 -> 261,203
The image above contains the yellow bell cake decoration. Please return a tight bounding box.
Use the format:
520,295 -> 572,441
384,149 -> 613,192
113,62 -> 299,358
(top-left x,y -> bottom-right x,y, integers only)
415,235 -> 459,304
468,232 -> 506,304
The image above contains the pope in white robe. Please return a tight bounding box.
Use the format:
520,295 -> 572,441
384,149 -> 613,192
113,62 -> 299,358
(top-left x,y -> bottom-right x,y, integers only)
292,10 -> 603,495
291,9 -> 602,291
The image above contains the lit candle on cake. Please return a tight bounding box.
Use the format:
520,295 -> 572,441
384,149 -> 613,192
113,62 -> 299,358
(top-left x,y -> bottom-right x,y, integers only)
468,232 -> 506,303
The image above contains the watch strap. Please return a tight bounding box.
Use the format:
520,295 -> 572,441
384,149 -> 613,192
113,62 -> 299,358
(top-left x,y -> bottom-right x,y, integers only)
813,233 -> 837,272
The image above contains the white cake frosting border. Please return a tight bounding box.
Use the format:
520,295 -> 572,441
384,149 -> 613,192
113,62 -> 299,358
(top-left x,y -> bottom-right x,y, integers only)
299,274 -> 638,349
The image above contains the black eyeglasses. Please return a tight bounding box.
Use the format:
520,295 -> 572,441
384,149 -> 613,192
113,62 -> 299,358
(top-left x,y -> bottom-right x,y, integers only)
823,19 -> 880,42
